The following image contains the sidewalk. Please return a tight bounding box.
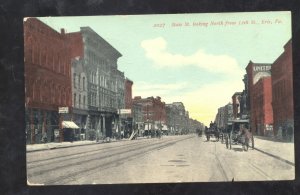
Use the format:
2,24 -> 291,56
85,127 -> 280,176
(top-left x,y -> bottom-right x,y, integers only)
26,136 -> 150,152
253,136 -> 295,165
27,140 -> 100,152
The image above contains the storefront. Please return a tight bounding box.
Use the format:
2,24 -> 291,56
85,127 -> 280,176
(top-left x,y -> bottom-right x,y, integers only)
62,121 -> 80,142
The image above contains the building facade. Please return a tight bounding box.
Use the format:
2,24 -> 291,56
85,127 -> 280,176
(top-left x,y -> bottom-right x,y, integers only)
171,102 -> 189,134
71,57 -> 88,140
125,79 -> 133,109
24,18 -> 72,144
132,102 -> 143,136
215,103 -> 233,131
271,39 -> 293,138
78,27 -> 123,139
67,32 -> 88,140
166,104 -> 179,134
132,96 -> 166,135
246,61 -> 272,134
252,77 -> 273,136
215,106 -> 226,130
232,92 -> 242,119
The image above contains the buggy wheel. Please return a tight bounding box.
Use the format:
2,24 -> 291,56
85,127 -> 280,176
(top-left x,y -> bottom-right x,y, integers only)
225,135 -> 229,149
250,134 -> 254,149
244,138 -> 249,151
229,131 -> 232,149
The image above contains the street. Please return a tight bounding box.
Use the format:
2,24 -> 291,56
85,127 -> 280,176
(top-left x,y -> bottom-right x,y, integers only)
27,135 -> 294,185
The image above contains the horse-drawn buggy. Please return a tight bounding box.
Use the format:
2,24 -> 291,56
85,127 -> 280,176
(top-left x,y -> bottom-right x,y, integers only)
205,122 -> 220,141
224,119 -> 254,151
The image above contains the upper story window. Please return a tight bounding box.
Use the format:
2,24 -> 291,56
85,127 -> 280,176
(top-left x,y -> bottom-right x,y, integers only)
73,73 -> 76,88
78,75 -> 81,89
79,94 -> 81,108
83,77 -> 85,90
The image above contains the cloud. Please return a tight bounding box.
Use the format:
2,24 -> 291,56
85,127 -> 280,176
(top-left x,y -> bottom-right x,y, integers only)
132,81 -> 187,98
141,37 -> 244,76
138,37 -> 245,125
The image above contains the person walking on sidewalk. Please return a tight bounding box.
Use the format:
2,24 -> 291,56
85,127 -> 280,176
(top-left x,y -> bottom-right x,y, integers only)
287,125 -> 293,142
277,126 -> 282,140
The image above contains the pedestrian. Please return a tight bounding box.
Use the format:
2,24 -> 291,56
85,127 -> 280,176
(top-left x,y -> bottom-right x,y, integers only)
282,126 -> 287,141
41,132 -> 47,143
277,126 -> 282,140
287,125 -> 293,142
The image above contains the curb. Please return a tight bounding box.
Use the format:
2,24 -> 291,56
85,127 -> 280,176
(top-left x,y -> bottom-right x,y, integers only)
26,142 -> 100,153
26,136 -> 151,153
253,147 -> 295,166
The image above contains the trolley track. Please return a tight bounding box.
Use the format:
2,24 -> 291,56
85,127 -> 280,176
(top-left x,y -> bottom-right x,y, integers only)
27,139 -> 160,169
27,135 -> 193,185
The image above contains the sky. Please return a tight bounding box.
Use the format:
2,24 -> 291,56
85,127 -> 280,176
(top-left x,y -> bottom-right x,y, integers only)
37,11 -> 291,126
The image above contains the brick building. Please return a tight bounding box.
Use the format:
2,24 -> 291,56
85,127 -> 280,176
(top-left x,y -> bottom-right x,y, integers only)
246,61 -> 272,134
124,78 -> 133,109
66,32 -> 89,140
252,77 -> 273,136
132,96 -> 166,135
24,18 -> 72,143
232,92 -> 242,119
271,39 -> 293,138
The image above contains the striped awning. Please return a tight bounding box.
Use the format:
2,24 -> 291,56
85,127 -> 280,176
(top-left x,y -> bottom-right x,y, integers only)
62,121 -> 80,129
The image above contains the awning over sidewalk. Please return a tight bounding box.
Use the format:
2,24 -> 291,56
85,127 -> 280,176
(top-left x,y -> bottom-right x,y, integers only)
62,121 -> 80,129
162,125 -> 168,131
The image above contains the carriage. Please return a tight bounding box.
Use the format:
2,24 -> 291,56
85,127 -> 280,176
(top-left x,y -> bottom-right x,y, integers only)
224,119 -> 254,151
205,122 -> 220,141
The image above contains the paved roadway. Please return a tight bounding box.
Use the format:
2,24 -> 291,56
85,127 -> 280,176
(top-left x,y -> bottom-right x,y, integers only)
27,135 -> 294,185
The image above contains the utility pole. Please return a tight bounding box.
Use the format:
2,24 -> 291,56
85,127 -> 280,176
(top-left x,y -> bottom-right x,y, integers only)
147,104 -> 149,138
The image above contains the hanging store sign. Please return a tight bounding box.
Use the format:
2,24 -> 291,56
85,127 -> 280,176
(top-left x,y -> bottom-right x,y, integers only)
118,109 -> 131,114
58,107 -> 69,113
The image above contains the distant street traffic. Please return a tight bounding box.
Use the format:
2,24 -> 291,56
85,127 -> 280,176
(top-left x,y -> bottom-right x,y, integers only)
27,134 -> 294,185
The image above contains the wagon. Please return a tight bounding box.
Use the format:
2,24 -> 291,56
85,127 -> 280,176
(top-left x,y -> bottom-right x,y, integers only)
205,123 -> 220,141
225,119 -> 254,151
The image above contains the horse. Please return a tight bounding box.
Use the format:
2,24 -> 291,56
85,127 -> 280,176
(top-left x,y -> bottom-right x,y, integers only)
240,128 -> 252,151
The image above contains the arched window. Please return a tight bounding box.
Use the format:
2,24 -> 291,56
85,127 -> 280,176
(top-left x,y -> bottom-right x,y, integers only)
57,86 -> 61,104
78,74 -> 81,89
79,94 -> 81,108
83,77 -> 85,90
58,55 -> 61,73
83,95 -> 86,108
40,81 -> 43,103
52,83 -> 55,104
52,50 -> 55,71
32,80 -> 36,100
63,60 -> 66,75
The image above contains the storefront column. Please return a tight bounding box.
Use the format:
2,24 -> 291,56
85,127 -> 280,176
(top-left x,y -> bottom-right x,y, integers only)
59,114 -> 63,142
30,108 -> 34,144
102,115 -> 106,137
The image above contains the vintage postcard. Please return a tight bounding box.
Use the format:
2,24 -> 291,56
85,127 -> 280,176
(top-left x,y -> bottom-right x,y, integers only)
24,11 -> 294,185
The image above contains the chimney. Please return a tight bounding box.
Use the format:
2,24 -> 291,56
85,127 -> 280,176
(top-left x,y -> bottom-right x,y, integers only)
61,28 -> 65,35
